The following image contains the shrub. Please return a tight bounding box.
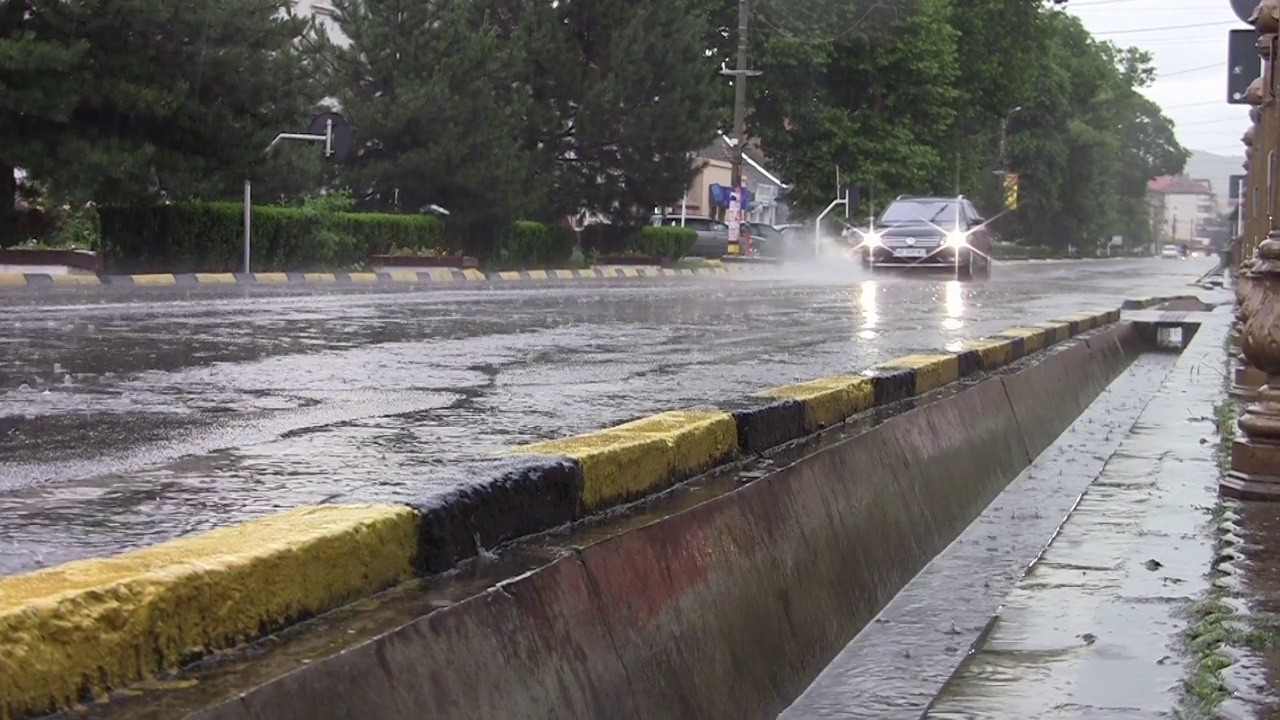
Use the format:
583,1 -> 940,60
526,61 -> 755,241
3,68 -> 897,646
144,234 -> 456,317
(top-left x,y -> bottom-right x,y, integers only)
991,242 -> 1054,260
98,202 -> 444,273
577,223 -> 696,260
628,226 -> 696,260
496,220 -> 577,268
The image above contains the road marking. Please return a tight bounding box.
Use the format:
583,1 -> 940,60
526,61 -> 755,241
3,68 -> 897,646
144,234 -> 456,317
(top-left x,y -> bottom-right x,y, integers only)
131,274 -> 177,285
194,273 -> 236,284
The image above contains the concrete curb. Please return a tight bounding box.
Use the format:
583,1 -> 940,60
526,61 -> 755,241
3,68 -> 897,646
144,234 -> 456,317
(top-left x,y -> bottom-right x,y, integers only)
178,321 -> 1160,720
0,263 -> 772,289
0,505 -> 420,720
0,299 -> 1183,718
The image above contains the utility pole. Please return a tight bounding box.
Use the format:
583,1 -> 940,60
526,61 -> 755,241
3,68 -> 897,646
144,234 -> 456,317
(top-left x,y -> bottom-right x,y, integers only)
721,0 -> 761,244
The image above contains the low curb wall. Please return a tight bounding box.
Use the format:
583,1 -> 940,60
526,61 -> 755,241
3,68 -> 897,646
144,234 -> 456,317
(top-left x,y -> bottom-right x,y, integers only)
182,321 -> 1151,720
0,263 -> 768,289
0,297 -> 1195,719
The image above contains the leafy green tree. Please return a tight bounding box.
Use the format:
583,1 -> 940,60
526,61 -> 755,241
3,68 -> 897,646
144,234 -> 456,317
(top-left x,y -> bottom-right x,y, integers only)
1007,13 -> 1184,249
744,0 -> 960,214
942,0 -> 1049,211
322,0 -> 538,251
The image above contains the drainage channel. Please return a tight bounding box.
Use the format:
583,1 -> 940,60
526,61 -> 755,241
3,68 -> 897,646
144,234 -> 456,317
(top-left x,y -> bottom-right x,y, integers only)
777,349 -> 1181,720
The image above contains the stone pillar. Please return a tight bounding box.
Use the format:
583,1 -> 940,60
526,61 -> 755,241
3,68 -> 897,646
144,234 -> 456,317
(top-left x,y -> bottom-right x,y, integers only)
1226,238 -> 1280,499
1244,73 -> 1266,262
1234,268 -> 1268,399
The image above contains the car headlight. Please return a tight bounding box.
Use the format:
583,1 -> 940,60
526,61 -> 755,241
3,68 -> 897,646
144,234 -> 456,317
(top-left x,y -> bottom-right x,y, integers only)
945,230 -> 968,248
864,231 -> 882,247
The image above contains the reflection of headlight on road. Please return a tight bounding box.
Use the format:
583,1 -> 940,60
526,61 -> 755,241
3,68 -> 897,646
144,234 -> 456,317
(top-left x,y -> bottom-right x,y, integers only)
945,231 -> 968,248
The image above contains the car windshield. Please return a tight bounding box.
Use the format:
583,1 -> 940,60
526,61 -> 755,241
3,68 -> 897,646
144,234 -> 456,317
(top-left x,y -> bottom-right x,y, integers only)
659,217 -> 725,231
879,200 -> 959,225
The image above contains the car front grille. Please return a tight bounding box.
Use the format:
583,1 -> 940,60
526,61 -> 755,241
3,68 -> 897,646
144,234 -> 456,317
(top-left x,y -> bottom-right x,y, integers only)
882,235 -> 942,249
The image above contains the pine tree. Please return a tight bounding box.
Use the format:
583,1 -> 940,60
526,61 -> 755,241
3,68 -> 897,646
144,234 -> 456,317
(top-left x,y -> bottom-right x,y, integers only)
324,0 -> 538,251
8,0 -> 320,211
508,0 -> 722,221
0,0 -> 88,244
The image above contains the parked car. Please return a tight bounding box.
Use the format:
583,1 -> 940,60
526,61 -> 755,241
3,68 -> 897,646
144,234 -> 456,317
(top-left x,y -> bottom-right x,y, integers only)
651,215 -> 730,257
743,222 -> 789,258
856,195 -> 995,280
1160,244 -> 1181,259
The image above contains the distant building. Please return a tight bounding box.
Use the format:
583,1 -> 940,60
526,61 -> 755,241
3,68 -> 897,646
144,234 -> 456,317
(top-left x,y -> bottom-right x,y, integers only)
1148,175 -> 1215,247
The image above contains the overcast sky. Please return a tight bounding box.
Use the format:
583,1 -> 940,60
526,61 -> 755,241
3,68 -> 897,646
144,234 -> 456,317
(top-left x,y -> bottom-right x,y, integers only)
1067,0 -> 1247,156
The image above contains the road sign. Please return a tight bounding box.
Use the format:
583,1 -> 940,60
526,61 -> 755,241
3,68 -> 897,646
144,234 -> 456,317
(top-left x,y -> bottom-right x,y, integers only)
1230,0 -> 1256,24
307,112 -> 354,162
1002,173 -> 1019,210
1229,29 -> 1262,104
1229,174 -> 1247,200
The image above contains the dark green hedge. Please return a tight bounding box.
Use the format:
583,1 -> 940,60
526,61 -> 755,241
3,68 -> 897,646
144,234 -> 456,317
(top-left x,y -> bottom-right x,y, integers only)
99,203 -> 694,272
630,226 -> 697,260
578,224 -> 696,260
98,202 -> 444,273
496,220 -> 577,267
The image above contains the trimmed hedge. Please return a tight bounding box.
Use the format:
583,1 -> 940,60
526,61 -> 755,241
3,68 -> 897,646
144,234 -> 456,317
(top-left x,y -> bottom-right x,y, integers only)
99,202 -> 444,273
579,224 -> 696,260
631,226 -> 697,260
98,203 -> 695,273
497,221 -> 577,267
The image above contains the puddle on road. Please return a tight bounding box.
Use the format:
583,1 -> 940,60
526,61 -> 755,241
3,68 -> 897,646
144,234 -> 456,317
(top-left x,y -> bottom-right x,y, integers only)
780,350 -> 1181,719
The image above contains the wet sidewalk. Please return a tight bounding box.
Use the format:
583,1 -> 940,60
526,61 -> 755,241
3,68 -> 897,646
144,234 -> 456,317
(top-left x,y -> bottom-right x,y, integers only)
924,311 -> 1229,717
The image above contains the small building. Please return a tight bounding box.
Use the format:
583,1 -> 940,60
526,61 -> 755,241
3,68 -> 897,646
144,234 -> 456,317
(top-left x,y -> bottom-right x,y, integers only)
669,136 -> 790,226
1148,175 -> 1216,247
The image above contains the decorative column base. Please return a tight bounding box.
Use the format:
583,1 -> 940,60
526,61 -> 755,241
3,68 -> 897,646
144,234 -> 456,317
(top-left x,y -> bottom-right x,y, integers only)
1232,360 -> 1267,399
1224,383 -> 1280,499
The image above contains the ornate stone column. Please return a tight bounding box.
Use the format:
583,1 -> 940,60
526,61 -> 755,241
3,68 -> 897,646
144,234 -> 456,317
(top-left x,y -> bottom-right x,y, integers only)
1234,267 -> 1268,399
1226,239 -> 1280,499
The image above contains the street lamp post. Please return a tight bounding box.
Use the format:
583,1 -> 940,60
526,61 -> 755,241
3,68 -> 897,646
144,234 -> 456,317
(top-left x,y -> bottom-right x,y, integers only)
997,106 -> 1023,174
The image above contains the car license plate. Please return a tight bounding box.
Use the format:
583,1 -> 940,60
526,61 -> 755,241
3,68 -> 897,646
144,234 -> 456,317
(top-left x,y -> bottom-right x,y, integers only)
894,248 -> 928,258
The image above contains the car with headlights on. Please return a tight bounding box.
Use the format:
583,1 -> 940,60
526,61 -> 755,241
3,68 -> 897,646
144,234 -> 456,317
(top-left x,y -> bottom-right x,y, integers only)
855,196 -> 994,280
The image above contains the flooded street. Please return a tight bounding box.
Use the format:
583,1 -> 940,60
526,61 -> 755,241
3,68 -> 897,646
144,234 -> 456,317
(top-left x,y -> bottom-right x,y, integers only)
0,257 -> 1215,574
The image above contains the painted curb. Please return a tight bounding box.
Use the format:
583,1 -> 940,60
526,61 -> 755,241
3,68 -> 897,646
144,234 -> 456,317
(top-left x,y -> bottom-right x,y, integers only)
0,303 -> 1135,718
0,505 -> 419,720
0,263 -> 772,289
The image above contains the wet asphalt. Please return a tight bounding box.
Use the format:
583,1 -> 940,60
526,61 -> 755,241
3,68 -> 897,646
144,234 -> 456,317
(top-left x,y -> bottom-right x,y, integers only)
0,256 -> 1217,575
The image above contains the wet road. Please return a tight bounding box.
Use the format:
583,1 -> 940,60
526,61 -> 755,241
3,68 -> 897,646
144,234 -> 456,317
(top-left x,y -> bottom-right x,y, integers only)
0,257 -> 1216,574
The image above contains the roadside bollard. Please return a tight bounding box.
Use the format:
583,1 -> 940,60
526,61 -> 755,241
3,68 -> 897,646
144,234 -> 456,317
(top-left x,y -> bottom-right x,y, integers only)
1225,236 -> 1280,499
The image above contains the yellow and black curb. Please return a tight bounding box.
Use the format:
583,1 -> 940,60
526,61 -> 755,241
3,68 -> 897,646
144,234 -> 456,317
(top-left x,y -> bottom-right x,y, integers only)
0,303 -> 1132,719
0,263 -> 771,290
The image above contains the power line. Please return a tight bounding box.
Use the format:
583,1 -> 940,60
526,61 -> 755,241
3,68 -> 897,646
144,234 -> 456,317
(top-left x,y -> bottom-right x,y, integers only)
1162,99 -> 1230,109
1093,20 -> 1238,35
1071,0 -> 1221,7
1178,116 -> 1250,127
1157,62 -> 1222,78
